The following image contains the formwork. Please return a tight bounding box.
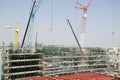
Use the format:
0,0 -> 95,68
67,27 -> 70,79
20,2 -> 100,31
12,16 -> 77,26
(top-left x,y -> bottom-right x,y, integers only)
2,48 -> 43,80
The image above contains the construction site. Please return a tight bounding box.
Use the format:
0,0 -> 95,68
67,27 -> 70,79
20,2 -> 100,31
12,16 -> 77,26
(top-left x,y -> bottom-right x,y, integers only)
0,0 -> 120,80
1,44 -> 120,80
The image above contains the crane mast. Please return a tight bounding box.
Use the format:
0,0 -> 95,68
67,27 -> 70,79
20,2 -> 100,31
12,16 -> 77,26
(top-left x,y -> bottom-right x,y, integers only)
75,0 -> 93,47
15,24 -> 19,48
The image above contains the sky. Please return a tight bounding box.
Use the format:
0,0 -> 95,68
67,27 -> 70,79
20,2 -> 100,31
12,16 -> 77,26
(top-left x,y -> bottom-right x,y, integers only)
0,0 -> 120,47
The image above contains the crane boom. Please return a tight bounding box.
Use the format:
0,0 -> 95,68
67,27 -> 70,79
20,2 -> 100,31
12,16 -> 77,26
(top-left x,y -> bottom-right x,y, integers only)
21,0 -> 43,48
21,0 -> 36,48
66,19 -> 84,55
33,0 -> 43,14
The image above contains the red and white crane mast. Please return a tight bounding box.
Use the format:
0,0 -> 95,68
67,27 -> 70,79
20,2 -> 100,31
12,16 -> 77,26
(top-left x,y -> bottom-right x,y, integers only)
75,0 -> 93,47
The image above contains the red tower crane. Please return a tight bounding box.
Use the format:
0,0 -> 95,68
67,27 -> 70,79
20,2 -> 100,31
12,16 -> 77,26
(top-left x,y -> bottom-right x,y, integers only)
75,0 -> 93,47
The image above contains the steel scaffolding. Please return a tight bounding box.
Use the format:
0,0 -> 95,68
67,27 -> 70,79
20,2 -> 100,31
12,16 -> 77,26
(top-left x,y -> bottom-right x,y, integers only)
1,47 -> 111,80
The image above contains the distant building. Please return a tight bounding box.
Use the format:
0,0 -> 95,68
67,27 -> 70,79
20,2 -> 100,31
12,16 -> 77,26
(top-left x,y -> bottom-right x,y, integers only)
107,47 -> 120,70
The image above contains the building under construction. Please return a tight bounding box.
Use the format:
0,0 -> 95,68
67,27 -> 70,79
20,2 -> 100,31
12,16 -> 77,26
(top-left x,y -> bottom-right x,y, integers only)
1,46 -> 120,80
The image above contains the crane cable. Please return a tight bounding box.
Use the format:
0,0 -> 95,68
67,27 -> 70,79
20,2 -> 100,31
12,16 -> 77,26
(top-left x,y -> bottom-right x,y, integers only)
50,0 -> 53,31
112,0 -> 115,45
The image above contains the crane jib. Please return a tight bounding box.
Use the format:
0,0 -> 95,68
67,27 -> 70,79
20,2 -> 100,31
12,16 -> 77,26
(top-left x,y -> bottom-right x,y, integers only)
21,0 -> 43,48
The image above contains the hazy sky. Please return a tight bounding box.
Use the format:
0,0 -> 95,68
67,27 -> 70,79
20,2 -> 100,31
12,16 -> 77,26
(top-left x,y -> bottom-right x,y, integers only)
0,0 -> 120,47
